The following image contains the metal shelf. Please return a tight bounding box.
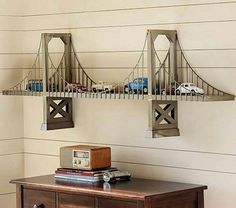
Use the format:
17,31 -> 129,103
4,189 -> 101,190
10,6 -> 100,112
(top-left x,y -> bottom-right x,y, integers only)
3,90 -> 234,102
2,31 -> 234,137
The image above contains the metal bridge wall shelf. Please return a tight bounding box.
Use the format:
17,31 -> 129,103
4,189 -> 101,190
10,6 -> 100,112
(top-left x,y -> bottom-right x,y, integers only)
41,97 -> 74,130
2,30 -> 235,137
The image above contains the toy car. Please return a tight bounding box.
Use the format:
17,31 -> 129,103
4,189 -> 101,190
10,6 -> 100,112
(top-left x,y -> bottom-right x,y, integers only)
124,77 -> 148,94
124,77 -> 161,94
26,79 -> 58,92
26,79 -> 43,91
65,83 -> 87,92
176,83 -> 204,95
92,81 -> 116,93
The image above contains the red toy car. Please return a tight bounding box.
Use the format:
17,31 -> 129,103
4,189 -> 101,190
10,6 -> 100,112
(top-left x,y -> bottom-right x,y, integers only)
65,83 -> 87,92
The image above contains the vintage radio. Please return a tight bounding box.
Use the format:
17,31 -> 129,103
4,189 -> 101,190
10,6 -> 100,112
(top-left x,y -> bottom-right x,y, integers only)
60,145 -> 111,170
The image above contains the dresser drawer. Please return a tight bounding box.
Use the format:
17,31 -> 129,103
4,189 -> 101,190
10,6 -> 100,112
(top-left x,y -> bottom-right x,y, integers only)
151,192 -> 198,208
23,189 -> 56,208
59,193 -> 95,208
98,198 -> 137,208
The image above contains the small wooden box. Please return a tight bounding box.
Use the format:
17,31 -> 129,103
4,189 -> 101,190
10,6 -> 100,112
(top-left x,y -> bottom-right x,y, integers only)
60,145 -> 111,170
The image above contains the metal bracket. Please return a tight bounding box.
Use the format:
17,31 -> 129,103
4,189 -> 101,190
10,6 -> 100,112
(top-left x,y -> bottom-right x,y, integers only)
146,100 -> 180,138
41,97 -> 74,130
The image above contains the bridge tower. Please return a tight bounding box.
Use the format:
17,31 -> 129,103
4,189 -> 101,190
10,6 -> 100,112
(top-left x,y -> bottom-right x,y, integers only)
41,33 -> 74,130
146,30 -> 180,138
41,33 -> 72,92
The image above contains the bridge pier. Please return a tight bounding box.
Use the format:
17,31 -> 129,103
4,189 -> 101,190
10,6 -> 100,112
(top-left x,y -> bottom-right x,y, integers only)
41,97 -> 74,130
146,100 -> 180,138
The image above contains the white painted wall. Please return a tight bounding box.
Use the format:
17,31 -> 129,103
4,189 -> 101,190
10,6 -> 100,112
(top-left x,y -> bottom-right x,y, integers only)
2,0 -> 236,207
0,1 -> 24,208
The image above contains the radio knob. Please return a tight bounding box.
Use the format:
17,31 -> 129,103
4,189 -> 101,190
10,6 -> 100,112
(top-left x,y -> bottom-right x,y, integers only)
33,204 -> 45,208
85,160 -> 89,167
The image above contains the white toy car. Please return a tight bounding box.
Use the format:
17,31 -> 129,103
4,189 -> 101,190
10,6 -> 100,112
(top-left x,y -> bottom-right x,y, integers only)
176,83 -> 204,95
92,81 -> 116,93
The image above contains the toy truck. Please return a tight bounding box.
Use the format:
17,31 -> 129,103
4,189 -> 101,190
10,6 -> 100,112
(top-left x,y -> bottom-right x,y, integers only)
92,81 -> 116,93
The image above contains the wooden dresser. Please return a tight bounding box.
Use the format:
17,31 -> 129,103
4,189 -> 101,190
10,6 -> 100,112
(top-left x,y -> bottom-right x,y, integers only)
11,174 -> 207,208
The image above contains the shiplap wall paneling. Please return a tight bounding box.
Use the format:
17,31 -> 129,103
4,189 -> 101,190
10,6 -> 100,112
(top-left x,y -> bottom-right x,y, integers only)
20,2 -> 236,92
23,98 -> 236,154
0,194 -> 16,208
20,1 -> 236,208
0,2 -> 24,207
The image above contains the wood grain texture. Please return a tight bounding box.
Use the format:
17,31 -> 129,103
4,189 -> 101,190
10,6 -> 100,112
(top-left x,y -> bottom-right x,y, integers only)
23,188 -> 56,208
98,197 -> 137,208
197,191 -> 204,208
150,191 -> 197,208
59,193 -> 95,208
11,174 -> 207,200
16,185 -> 22,208
90,147 -> 111,170
12,175 -> 207,208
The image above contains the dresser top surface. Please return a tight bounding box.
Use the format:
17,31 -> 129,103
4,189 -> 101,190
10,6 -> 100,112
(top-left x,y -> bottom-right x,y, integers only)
11,174 -> 207,200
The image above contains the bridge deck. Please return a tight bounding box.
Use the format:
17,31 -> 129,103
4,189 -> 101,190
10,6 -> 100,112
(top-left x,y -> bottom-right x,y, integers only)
3,90 -> 234,101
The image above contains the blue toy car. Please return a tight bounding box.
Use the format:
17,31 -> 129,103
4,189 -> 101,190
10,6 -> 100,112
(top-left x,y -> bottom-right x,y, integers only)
26,79 -> 43,91
124,77 -> 149,94
124,77 -> 160,94
26,79 -> 58,92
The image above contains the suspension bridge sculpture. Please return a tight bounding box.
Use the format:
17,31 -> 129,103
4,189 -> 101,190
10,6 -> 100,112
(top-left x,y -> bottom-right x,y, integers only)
2,30 -> 234,137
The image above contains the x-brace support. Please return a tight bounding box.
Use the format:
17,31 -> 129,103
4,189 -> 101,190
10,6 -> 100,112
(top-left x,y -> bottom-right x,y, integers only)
41,97 -> 74,130
146,100 -> 180,138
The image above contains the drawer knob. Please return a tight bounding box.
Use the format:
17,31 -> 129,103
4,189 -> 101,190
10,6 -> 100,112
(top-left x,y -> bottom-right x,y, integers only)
33,204 -> 45,208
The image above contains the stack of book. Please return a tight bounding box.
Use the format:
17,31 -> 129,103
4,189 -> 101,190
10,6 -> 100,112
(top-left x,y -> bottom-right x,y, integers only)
54,167 -> 118,183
